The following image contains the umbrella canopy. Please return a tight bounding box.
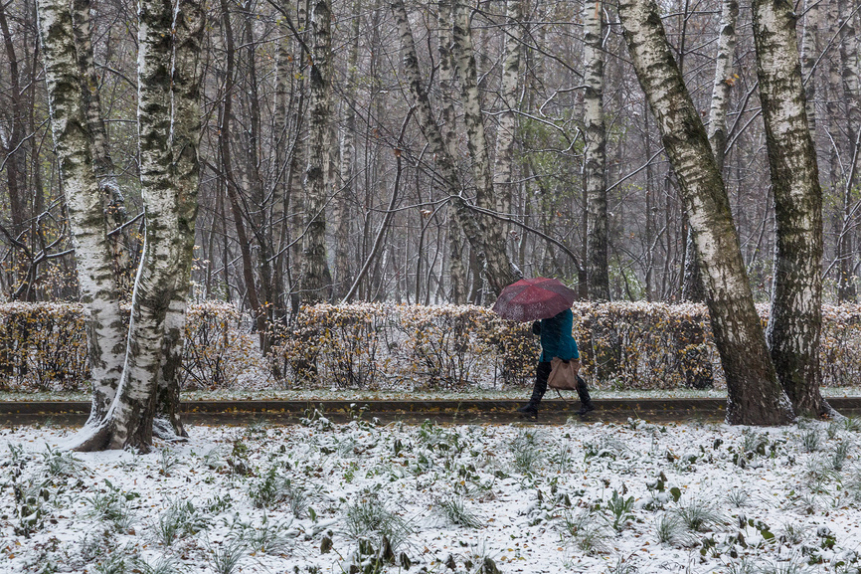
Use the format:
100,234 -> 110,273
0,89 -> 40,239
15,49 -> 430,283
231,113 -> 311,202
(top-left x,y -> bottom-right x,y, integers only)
491,277 -> 577,322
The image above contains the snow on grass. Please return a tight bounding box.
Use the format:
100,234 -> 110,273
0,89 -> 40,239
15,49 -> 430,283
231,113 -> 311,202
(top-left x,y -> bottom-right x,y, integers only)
2,416 -> 861,573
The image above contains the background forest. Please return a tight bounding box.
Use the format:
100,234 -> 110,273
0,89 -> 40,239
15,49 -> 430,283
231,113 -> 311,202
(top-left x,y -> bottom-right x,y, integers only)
0,0 -> 859,314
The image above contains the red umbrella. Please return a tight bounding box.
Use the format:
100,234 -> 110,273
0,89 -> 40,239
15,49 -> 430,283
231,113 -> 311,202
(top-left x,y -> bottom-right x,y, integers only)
491,277 -> 577,322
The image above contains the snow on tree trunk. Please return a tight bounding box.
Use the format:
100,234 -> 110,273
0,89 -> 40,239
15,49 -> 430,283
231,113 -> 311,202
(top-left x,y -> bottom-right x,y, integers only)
583,0 -> 609,301
71,0 -> 130,298
437,0 -> 467,304
154,0 -> 205,439
37,0 -> 127,425
451,1 -> 518,297
69,0 -> 186,452
618,0 -> 793,426
492,0 -> 521,220
752,0 -> 831,418
393,0 -> 514,300
299,0 -> 334,304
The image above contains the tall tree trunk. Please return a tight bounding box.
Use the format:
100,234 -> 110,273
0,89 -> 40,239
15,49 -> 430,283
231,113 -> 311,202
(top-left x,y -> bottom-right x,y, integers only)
219,0 -> 266,336
683,0 -> 738,303
708,0 -> 738,172
752,0 -> 831,418
298,0 -> 334,304
0,3 -> 27,234
272,10 -> 291,311
37,0 -> 127,425
393,0 -> 511,301
583,0 -> 609,301
492,0 -> 521,220
618,0 -> 794,426
837,1 -> 860,303
333,0 -> 361,300
437,0 -> 466,303
70,0 -> 187,451
154,0 -> 205,439
70,0 -> 130,298
800,0 -> 820,142
450,1 -> 518,296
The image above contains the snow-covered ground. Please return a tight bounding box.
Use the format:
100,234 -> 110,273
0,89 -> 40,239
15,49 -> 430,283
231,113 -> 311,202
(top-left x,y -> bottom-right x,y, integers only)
2,414 -> 861,574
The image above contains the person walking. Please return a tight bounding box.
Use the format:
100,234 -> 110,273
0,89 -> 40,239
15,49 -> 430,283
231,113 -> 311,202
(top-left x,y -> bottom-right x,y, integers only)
516,308 -> 594,419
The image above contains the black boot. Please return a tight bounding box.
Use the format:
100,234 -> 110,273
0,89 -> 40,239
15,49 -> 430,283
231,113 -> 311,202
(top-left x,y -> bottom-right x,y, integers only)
576,375 -> 595,415
517,361 -> 551,420
516,401 -> 539,419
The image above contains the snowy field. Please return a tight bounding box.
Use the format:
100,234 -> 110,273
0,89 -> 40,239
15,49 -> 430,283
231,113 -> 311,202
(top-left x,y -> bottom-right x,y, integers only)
3,414 -> 861,574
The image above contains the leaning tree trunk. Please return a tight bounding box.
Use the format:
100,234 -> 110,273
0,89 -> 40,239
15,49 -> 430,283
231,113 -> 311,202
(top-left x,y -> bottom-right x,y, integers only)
154,0 -> 205,439
437,0 -> 467,304
752,0 -> 831,418
618,0 -> 794,426
393,0 -> 514,300
451,1 -> 519,297
299,0 -> 334,304
683,0 -> 738,304
583,0 -> 609,301
71,0 -> 184,452
71,0 -> 130,297
37,0 -> 127,425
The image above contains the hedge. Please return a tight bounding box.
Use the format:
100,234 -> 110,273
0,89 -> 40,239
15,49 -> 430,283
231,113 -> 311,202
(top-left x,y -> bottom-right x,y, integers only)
3,302 -> 861,392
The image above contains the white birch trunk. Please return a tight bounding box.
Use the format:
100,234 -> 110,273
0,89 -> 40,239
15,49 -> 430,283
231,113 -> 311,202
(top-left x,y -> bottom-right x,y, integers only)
752,0 -> 831,418
583,0 -> 609,301
392,0 -> 513,299
299,0 -> 333,303
70,0 -> 186,452
71,0 -> 130,298
154,0 -> 205,439
451,1 -> 518,296
37,0 -> 127,425
492,0 -> 521,219
618,0 -> 794,426
800,0 -> 820,142
683,0 -> 738,303
437,0 -> 466,304
837,0 -> 860,303
708,0 -> 739,171
333,0 -> 361,299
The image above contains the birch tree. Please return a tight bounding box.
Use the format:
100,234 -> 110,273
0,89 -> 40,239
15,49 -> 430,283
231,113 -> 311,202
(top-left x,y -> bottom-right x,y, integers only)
393,0 -> 515,299
582,0 -> 609,301
618,0 -> 794,426
492,0 -> 522,220
837,0 -> 860,303
437,0 -> 467,304
71,0 -> 129,296
156,0 -> 205,438
41,0 -> 205,452
37,0 -> 127,425
682,0 -> 737,303
451,1 -> 519,297
752,0 -> 831,418
299,0 -> 334,304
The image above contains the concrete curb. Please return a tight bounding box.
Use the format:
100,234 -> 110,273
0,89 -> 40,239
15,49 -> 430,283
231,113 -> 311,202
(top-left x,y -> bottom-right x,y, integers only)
2,397 -> 859,420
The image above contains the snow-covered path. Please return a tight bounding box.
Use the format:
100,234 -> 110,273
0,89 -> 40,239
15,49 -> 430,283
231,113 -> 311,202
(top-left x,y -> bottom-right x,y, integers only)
1,415 -> 860,573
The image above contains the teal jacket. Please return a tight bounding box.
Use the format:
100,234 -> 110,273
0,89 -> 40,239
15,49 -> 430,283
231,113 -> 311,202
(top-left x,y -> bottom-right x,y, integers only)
538,309 -> 579,363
